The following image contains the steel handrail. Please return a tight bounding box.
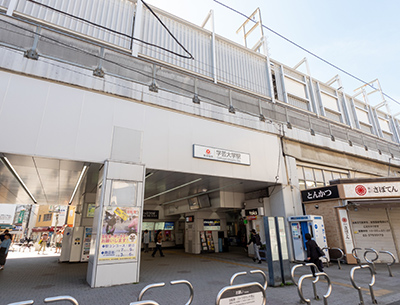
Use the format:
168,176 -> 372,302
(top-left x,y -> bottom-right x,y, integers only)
44,296 -> 79,305
364,248 -> 379,274
350,264 -> 377,305
298,272 -> 332,305
291,263 -> 320,301
229,270 -> 268,291
331,247 -> 344,269
352,247 -> 362,265
379,250 -> 396,277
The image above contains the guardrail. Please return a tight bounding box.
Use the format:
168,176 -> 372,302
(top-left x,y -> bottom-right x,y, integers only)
350,264 -> 377,305
379,250 -> 396,277
298,272 -> 332,305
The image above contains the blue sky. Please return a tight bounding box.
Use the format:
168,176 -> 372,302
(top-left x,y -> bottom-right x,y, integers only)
146,0 -> 400,113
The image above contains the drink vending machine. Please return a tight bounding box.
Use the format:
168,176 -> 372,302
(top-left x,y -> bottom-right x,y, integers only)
287,215 -> 329,261
59,227 -> 92,263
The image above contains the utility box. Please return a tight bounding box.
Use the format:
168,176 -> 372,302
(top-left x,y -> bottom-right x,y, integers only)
287,215 -> 329,262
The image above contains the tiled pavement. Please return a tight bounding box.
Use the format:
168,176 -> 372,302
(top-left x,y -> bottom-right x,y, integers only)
2,247 -> 400,304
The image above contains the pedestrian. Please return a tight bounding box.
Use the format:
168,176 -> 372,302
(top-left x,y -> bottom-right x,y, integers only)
0,233 -> 12,270
55,230 -> 63,254
0,229 -> 9,242
38,233 -> 48,254
143,229 -> 150,253
151,230 -> 164,257
247,229 -> 262,264
305,233 -> 324,276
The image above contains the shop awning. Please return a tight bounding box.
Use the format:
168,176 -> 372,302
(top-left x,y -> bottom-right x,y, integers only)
0,224 -> 14,229
32,227 -> 50,232
347,199 -> 400,208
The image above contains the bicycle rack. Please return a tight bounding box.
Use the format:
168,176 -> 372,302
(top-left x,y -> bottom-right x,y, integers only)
321,247 -> 330,267
298,272 -> 332,305
350,264 -> 377,305
135,280 -> 194,305
229,269 -> 268,290
44,296 -> 79,305
331,247 -> 344,269
291,263 -> 320,301
352,248 -> 362,265
379,250 -> 396,277
364,248 -> 378,274
7,301 -> 34,305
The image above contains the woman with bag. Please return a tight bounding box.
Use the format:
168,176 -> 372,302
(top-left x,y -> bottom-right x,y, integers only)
0,233 -> 12,270
37,233 -> 48,254
305,233 -> 324,276
151,230 -> 164,257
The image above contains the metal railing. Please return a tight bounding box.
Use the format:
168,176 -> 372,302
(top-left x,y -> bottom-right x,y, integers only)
352,247 -> 362,266
8,296 -> 79,305
363,248 -> 379,274
350,264 -> 377,305
291,263 -> 321,301
352,247 -> 396,276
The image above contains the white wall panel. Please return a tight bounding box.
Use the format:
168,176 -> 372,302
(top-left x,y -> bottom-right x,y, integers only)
0,71 -> 279,183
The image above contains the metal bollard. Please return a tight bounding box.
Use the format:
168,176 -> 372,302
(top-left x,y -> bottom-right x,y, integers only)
350,264 -> 377,305
364,248 -> 379,274
138,283 -> 166,301
7,301 -> 35,305
298,272 -> 332,305
321,247 -> 330,268
379,250 -> 396,277
229,269 -> 268,291
331,247 -> 344,269
170,280 -> 194,305
136,280 -> 194,305
130,301 -> 160,305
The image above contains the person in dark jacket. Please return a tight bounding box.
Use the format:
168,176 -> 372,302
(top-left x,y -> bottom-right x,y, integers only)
247,229 -> 262,264
305,233 -> 324,276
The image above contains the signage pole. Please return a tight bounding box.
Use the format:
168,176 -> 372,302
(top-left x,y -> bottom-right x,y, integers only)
263,216 -> 282,286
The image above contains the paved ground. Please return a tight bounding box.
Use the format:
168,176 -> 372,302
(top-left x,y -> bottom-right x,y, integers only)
2,246 -> 400,304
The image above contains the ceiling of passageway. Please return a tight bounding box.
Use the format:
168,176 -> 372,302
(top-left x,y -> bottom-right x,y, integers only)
0,153 -> 272,207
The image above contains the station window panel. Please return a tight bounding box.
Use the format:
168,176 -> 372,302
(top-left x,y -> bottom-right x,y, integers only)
299,180 -> 306,190
314,169 -> 324,184
316,182 -> 324,188
378,117 -> 391,133
321,92 -> 339,112
323,171 -> 333,184
331,172 -> 341,180
355,108 -> 370,125
304,167 -> 314,181
306,180 -> 316,189
284,77 -> 307,99
340,172 -> 349,178
297,166 -> 305,180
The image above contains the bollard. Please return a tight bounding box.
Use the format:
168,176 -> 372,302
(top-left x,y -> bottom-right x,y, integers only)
379,250 -> 396,277
350,264 -> 377,305
352,248 -> 362,266
290,263 -> 320,301
331,247 -> 344,270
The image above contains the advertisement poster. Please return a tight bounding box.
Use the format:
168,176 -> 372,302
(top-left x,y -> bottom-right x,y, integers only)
87,203 -> 96,217
81,227 -> 92,262
99,207 -> 140,261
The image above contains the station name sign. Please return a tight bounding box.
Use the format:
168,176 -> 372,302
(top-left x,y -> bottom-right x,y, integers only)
301,185 -> 339,203
143,210 -> 159,219
193,144 -> 250,166
342,182 -> 400,199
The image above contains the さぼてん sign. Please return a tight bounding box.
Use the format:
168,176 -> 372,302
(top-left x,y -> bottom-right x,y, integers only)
342,182 -> 400,199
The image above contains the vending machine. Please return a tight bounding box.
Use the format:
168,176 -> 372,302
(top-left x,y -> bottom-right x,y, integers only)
287,215 -> 329,261
59,226 -> 86,263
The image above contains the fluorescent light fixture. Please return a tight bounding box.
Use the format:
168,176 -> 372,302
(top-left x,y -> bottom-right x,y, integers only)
0,156 -> 37,204
145,172 -> 154,179
144,178 -> 202,201
68,165 -> 89,205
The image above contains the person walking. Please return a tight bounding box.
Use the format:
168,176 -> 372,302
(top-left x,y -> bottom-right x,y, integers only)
55,230 -> 63,254
305,233 -> 324,276
247,229 -> 262,264
143,230 -> 150,253
0,233 -> 12,270
151,230 -> 164,257
38,233 -> 49,254
0,229 -> 9,242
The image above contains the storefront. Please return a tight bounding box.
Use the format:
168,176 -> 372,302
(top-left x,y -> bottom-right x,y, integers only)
302,177 -> 400,264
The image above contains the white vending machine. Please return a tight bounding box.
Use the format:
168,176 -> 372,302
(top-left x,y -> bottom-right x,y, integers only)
70,227 -> 84,262
59,226 -> 73,262
287,215 -> 329,261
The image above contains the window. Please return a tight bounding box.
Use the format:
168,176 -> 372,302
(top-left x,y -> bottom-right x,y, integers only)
43,214 -> 52,222
38,215 -> 41,222
297,165 -> 349,189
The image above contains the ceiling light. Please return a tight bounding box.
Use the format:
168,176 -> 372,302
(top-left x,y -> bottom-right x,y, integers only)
144,178 -> 202,201
0,156 -> 37,204
68,165 -> 89,205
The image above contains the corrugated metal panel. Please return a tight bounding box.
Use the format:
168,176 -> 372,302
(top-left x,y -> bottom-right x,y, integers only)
0,0 -> 10,8
349,208 -> 397,263
16,0 -> 135,49
215,38 -> 270,96
140,7 -> 213,78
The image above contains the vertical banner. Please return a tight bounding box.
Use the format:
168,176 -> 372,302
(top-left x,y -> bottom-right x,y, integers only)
99,207 -> 140,261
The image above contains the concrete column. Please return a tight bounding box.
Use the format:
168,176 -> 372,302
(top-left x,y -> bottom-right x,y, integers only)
86,160 -> 145,287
